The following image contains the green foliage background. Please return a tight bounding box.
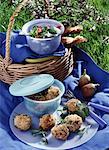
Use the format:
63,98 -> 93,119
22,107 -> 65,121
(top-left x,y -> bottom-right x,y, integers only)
0,0 -> 109,71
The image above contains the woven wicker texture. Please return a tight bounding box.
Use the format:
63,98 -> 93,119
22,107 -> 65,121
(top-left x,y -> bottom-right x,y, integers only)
0,0 -> 73,84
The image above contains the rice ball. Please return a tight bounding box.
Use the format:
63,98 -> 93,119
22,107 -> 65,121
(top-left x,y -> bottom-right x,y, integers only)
45,86 -> 60,100
66,99 -> 81,112
39,114 -> 55,130
65,114 -> 83,132
45,93 -> 56,100
51,124 -> 69,140
14,114 -> 32,131
48,86 -> 60,97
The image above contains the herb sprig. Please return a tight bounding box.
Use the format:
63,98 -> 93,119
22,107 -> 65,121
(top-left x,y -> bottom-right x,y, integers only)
58,102 -> 89,121
31,128 -> 48,145
77,125 -> 91,138
30,26 -> 58,38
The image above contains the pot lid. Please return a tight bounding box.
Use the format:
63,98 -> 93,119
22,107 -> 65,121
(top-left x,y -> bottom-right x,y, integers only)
9,74 -> 54,96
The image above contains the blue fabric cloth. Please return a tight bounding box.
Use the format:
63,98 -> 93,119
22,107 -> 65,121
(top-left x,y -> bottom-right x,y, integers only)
64,46 -> 109,103
0,32 -> 109,150
0,31 -> 66,63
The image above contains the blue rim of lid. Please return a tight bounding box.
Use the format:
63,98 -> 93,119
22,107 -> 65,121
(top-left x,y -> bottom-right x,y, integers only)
9,74 -> 54,96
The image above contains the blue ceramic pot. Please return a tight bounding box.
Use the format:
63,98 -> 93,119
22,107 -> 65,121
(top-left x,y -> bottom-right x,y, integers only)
23,79 -> 65,117
21,19 -> 65,55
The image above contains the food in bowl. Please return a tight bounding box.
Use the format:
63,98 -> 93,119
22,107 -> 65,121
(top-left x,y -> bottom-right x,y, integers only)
21,19 -> 65,55
14,114 -> 32,131
27,86 -> 60,101
30,25 -> 61,38
9,75 -> 65,117
23,79 -> 65,117
39,114 -> 56,131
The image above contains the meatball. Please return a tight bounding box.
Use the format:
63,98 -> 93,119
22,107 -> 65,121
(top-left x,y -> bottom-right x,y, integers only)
46,86 -> 60,100
48,86 -> 60,96
65,114 -> 83,132
45,93 -> 56,100
66,99 -> 81,112
39,114 -> 55,130
14,114 -> 32,131
51,124 -> 69,140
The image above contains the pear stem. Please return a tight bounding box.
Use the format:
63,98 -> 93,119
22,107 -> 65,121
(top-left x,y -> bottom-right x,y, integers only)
83,69 -> 86,75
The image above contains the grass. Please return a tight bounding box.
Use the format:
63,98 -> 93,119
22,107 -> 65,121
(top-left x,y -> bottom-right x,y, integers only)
0,0 -> 109,71
88,0 -> 109,15
0,1 -> 34,31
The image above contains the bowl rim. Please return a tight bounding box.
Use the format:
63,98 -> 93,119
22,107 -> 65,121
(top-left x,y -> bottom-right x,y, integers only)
21,19 -> 65,41
23,80 -> 65,104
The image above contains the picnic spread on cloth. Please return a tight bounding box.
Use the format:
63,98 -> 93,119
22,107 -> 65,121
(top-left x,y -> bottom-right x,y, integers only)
0,0 -> 109,150
0,33 -> 109,149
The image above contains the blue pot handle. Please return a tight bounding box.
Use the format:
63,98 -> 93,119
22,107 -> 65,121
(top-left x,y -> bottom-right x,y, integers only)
89,109 -> 107,129
89,102 -> 109,113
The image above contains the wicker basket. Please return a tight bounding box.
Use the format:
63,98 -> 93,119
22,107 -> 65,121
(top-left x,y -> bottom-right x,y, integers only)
0,0 -> 73,85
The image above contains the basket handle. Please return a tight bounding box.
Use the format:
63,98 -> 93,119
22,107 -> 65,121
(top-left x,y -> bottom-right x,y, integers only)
5,0 -> 50,66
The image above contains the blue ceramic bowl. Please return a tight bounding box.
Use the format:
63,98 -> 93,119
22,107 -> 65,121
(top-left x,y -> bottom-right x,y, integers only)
21,19 -> 65,55
23,79 -> 65,117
